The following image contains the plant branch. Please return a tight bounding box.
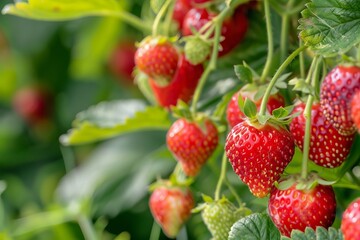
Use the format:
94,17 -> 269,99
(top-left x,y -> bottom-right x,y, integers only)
152,0 -> 173,36
259,46 -> 307,116
78,214 -> 98,240
259,0 -> 274,84
300,57 -> 321,179
214,153 -> 228,200
112,11 -> 152,33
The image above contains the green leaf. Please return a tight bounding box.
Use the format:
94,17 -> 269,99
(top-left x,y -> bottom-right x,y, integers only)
2,0 -> 150,32
272,107 -> 289,119
56,133 -> 173,217
229,213 -> 281,240
60,100 -> 171,145
299,0 -> 360,57
3,0 -> 123,20
243,98 -> 257,118
234,65 -> 253,84
282,227 -> 343,240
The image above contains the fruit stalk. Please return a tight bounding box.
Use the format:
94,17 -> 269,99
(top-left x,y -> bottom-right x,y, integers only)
112,11 -> 152,33
152,0 -> 173,36
279,0 -> 295,62
300,57 -> 321,179
215,152 -> 228,201
259,0 -> 274,84
190,3 -> 241,114
258,45 -> 306,116
77,214 -> 98,240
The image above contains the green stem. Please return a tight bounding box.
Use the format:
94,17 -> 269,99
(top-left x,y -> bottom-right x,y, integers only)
152,0 -> 172,36
190,3 -> 241,114
279,0 -> 295,62
305,56 -> 318,84
78,215 -> 98,240
299,39 -> 306,79
11,210 -> 71,236
112,11 -> 151,33
301,95 -> 313,179
300,57 -> 321,179
149,221 -> 161,240
164,0 -> 176,36
259,0 -> 274,84
214,153 -> 228,200
224,178 -> 242,207
259,45 -> 307,116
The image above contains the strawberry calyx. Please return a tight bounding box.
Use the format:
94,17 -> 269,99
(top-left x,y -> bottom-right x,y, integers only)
171,100 -> 218,134
275,172 -> 336,192
149,176 -> 193,193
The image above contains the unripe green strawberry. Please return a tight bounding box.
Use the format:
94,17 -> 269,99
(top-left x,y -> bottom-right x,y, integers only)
198,197 -> 250,240
184,37 -> 211,65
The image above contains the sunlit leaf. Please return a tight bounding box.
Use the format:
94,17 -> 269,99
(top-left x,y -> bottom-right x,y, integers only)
60,100 -> 171,145
2,0 -> 150,31
299,0 -> 360,56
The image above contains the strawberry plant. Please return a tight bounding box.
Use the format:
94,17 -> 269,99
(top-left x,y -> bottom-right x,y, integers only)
1,0 -> 360,239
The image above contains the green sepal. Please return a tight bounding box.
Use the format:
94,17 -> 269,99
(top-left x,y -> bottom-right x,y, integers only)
289,77 -> 315,95
202,194 -> 214,203
234,64 -> 253,84
171,100 -> 193,121
243,98 -> 257,119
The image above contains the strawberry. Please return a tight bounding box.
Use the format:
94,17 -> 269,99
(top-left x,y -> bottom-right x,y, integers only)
320,65 -> 360,135
149,182 -> 194,238
268,181 -> 337,237
351,90 -> 360,133
182,7 -> 248,57
225,121 -> 295,197
341,198 -> 360,240
13,86 -> 51,124
226,90 -> 285,128
173,0 -> 192,29
149,54 -> 204,107
167,117 -> 219,176
135,37 -> 179,85
109,40 -> 136,84
201,197 -> 247,240
290,102 -> 355,168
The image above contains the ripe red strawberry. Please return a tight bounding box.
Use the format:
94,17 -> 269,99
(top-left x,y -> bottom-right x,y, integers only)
351,91 -> 360,133
167,117 -> 219,176
173,0 -> 192,29
182,7 -> 248,57
320,65 -> 360,135
225,121 -> 294,197
135,37 -> 179,84
149,183 -> 194,238
109,40 -> 136,84
226,91 -> 285,128
13,86 -> 51,124
341,198 -> 360,240
149,54 -> 204,107
268,182 -> 337,237
290,102 -> 355,168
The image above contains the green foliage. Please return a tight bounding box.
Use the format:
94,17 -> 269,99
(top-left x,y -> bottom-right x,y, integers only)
299,0 -> 360,57
3,0 -> 127,21
281,227 -> 343,240
60,100 -> 171,145
229,213 -> 281,240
